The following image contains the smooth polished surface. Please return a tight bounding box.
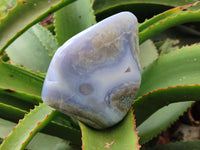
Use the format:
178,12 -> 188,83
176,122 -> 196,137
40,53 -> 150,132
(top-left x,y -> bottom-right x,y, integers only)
42,12 -> 141,129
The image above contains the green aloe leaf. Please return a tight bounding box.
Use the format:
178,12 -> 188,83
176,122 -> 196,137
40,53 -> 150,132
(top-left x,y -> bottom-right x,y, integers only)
94,0 -> 198,14
0,61 -> 81,144
134,44 -> 200,126
0,118 -> 16,139
27,24 -> 58,58
0,102 -> 81,145
6,24 -> 58,73
0,0 -> 76,54
139,40 -> 158,70
138,2 -> 200,33
26,132 -> 81,150
43,119 -> 81,145
0,103 -> 27,123
0,103 -> 58,150
130,38 -> 196,144
54,0 -> 96,46
158,38 -> 180,55
139,4 -> 200,44
137,101 -> 193,144
80,109 -> 140,150
0,0 -> 16,18
0,60 -> 44,96
93,0 -> 199,22
0,87 -> 41,112
0,118 -> 79,150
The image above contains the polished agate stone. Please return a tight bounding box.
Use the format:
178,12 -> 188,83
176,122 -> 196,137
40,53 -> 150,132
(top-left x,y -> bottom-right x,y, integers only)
42,12 -> 141,129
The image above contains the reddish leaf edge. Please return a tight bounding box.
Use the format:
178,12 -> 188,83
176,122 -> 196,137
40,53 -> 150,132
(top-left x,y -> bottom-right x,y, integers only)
0,103 -> 58,150
79,107 -> 141,150
0,0 -> 76,55
134,84 -> 200,126
139,1 -> 200,32
131,107 -> 141,150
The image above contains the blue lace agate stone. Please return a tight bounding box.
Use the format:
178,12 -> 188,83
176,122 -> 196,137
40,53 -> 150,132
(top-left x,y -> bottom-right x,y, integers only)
42,12 -> 141,129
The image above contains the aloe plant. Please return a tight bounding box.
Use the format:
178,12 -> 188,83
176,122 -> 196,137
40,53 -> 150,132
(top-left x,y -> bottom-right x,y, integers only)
0,0 -> 200,149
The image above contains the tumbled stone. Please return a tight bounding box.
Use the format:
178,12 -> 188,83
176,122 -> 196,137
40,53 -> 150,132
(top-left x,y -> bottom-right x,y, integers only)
42,12 -> 141,129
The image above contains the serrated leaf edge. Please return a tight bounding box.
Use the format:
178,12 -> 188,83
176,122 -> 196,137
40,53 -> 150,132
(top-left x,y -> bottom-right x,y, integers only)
0,103 -> 57,150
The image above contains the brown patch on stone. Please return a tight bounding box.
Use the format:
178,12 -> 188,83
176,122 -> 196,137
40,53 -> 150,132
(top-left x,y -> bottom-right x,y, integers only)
79,83 -> 94,95
125,67 -> 131,73
110,83 -> 140,113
